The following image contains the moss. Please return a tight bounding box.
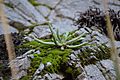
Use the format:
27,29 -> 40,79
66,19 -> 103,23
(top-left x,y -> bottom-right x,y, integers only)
21,32 -> 110,79
60,62 -> 82,79
39,48 -> 72,73
74,68 -> 81,76
66,67 -> 73,73
28,0 -> 41,6
20,76 -> 30,80
20,41 -> 72,80
78,44 -> 110,66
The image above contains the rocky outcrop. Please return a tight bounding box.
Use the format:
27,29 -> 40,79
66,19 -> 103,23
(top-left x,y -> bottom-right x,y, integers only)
84,60 -> 116,80
0,0 -> 120,80
1,0 -> 119,36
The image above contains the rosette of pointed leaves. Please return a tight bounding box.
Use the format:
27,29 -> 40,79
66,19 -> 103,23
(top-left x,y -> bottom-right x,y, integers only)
30,23 -> 88,50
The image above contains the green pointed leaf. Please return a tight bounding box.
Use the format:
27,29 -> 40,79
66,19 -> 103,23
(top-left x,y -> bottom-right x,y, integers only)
56,28 -> 61,42
30,34 -> 55,45
48,23 -> 58,45
66,42 -> 89,48
66,33 -> 86,44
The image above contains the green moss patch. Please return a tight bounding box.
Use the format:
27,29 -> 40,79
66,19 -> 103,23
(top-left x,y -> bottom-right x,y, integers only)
20,37 -> 110,80
20,40 -> 72,79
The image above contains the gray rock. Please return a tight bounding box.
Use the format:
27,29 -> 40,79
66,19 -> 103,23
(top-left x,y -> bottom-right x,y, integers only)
35,50 -> 41,54
115,41 -> 120,48
48,10 -> 57,22
98,60 -> 116,80
52,19 -> 77,34
105,41 -> 120,50
0,25 -> 4,35
9,56 -> 31,79
15,71 -> 27,79
84,60 -> 116,80
0,23 -> 17,35
37,0 -> 60,8
1,0 -> 120,79
91,0 -> 120,11
18,49 -> 35,58
24,36 -> 33,41
75,72 -> 88,80
56,0 -> 91,19
33,75 -> 43,80
43,73 -> 64,80
4,6 -> 31,26
0,77 -> 3,80
32,64 -> 64,80
73,50 -> 80,55
70,54 -> 77,60
8,0 -> 46,23
85,65 -> 106,80
33,63 -> 45,78
27,54 -> 34,59
100,60 -> 115,72
36,6 -> 51,17
91,31 -> 109,43
1,0 -> 119,36
46,62 -> 52,67
33,26 -> 51,38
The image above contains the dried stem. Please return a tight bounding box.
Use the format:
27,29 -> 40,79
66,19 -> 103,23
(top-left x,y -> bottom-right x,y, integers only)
0,0 -> 17,79
102,0 -> 120,79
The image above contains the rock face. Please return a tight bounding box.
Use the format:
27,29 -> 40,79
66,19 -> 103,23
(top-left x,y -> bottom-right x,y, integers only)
84,60 -> 116,80
0,0 -> 120,80
0,33 -> 30,79
9,56 -> 31,79
1,0 -> 120,36
85,65 -> 106,80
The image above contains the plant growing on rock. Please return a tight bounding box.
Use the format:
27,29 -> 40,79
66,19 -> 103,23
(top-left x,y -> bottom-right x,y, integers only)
30,23 -> 89,50
75,6 -> 120,40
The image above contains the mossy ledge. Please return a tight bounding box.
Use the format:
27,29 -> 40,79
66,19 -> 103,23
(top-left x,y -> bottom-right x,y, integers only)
20,40 -> 73,79
20,37 -> 111,80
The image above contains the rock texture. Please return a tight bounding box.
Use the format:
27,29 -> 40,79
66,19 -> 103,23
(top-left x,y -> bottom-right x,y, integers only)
0,0 -> 120,80
1,0 -> 119,35
84,60 -> 116,80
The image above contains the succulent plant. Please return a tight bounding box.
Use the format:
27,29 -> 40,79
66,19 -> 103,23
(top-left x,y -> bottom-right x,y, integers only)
30,23 -> 88,50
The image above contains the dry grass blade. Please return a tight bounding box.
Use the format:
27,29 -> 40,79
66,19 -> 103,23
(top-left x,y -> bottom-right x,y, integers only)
0,0 -> 17,79
102,0 -> 120,79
